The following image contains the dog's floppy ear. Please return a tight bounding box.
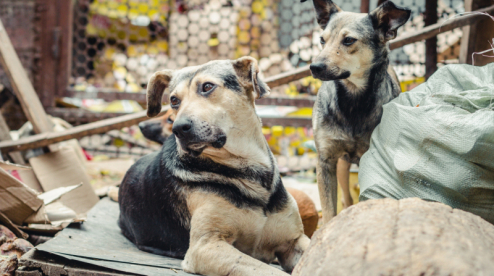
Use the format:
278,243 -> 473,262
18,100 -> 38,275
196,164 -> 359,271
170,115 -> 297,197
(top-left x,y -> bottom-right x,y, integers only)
232,56 -> 270,100
370,1 -> 411,41
302,0 -> 341,30
146,69 -> 174,117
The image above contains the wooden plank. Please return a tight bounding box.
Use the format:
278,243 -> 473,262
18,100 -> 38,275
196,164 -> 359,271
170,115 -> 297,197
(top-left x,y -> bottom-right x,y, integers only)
390,4 -> 494,50
0,19 -> 53,134
459,0 -> 494,65
62,90 -> 316,107
34,0 -> 58,108
360,0 -> 370,13
0,112 -> 25,164
424,0 -> 438,80
55,0 -> 74,99
18,249 -> 136,276
264,65 -> 312,88
0,107 -> 170,153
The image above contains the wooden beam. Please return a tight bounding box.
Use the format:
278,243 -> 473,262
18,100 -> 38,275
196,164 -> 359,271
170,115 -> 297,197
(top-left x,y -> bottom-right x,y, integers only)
390,4 -> 494,50
0,113 -> 26,164
424,0 -> 438,79
459,0 -> 494,65
361,0 -> 370,13
0,19 -> 53,134
0,107 -> 170,153
56,0 -> 74,99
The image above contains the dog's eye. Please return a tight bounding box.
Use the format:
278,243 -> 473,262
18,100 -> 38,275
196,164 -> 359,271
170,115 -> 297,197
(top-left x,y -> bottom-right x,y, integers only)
343,37 -> 357,46
202,82 -> 215,93
320,37 -> 325,45
166,117 -> 174,124
170,96 -> 180,108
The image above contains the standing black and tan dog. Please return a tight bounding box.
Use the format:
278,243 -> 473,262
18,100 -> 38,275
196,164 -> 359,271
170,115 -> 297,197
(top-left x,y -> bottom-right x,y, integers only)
118,57 -> 309,276
303,0 -> 410,223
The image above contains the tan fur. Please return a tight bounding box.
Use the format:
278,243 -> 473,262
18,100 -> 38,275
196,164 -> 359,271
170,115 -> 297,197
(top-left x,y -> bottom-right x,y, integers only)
146,58 -> 308,276
183,191 -> 309,276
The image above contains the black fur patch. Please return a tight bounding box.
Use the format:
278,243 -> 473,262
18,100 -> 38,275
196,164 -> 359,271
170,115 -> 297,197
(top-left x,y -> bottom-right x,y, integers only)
166,136 -> 275,191
266,178 -> 289,213
222,74 -> 242,93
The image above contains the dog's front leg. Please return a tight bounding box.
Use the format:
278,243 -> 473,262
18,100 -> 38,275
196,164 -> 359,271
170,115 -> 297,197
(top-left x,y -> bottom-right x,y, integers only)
317,158 -> 338,224
183,195 -> 289,276
183,236 -> 288,276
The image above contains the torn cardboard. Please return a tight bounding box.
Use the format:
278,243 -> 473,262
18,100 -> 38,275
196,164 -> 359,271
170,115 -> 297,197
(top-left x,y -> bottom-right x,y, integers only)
0,162 -> 83,234
30,147 -> 99,215
0,163 -> 43,225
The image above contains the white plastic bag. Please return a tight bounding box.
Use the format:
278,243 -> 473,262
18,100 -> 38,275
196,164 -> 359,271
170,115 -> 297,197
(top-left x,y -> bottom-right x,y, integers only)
359,63 -> 494,223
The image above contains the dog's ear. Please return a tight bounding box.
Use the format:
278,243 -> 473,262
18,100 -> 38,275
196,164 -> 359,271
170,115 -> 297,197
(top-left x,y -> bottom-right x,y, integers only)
146,69 -> 174,117
302,0 -> 341,30
232,56 -> 270,100
370,1 -> 411,41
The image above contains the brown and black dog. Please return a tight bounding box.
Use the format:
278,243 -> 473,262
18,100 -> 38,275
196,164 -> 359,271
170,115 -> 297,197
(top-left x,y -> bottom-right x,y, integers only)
304,0 -> 410,223
118,57 -> 309,276
138,109 -> 175,145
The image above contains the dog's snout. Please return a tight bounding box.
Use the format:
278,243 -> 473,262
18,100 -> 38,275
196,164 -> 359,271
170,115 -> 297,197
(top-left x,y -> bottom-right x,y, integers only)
172,117 -> 193,139
310,62 -> 326,74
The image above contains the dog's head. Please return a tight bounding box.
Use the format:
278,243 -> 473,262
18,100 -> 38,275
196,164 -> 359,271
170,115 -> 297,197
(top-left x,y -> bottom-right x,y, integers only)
146,56 -> 270,157
138,109 -> 175,145
304,0 -> 410,82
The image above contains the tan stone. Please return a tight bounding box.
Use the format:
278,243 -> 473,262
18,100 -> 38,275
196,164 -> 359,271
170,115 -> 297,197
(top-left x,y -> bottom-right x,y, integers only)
287,187 -> 319,238
293,198 -> 494,276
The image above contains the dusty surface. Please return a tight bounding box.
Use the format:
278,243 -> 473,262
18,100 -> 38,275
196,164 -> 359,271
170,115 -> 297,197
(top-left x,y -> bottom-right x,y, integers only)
293,198 -> 494,276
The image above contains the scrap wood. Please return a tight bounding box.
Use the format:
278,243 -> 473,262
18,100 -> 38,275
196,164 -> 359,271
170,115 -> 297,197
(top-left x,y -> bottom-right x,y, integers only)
0,19 -> 54,137
0,106 -> 170,154
0,113 -> 25,165
0,212 -> 28,240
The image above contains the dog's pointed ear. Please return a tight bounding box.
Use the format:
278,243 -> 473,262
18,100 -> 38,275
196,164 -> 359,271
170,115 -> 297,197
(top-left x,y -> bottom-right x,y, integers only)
232,56 -> 270,100
146,69 -> 174,117
370,1 -> 411,41
302,0 -> 341,30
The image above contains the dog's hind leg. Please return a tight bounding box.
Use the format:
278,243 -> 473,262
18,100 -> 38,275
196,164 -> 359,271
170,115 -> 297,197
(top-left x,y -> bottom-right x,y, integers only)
337,158 -> 353,209
317,158 -> 338,224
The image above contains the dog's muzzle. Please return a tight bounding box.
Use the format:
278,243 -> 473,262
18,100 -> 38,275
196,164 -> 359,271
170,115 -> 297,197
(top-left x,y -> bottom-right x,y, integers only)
310,62 -> 350,81
172,117 -> 227,156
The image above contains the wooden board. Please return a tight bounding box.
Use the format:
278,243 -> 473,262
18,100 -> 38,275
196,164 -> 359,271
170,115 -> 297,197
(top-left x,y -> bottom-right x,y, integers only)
459,0 -> 494,66
32,198 -> 191,276
0,112 -> 25,164
0,19 -> 53,134
0,107 -> 171,153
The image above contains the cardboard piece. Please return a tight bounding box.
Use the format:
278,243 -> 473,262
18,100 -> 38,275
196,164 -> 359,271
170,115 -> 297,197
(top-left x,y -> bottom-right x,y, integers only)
30,147 -> 99,216
17,169 -> 43,193
0,162 -> 83,230
0,166 -> 43,225
0,211 -> 28,239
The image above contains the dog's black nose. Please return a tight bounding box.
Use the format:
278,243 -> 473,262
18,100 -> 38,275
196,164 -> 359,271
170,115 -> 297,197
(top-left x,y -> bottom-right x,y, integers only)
310,62 -> 326,74
172,117 -> 193,139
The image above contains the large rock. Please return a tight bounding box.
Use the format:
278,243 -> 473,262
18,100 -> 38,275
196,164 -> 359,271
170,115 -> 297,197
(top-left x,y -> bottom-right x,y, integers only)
293,198 -> 494,276
286,187 -> 319,238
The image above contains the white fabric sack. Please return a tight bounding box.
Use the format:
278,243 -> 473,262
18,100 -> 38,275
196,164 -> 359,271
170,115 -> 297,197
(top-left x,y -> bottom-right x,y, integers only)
359,63 -> 494,223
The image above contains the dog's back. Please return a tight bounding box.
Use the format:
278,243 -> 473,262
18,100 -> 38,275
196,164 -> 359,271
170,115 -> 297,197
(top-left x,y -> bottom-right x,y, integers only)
118,137 -> 190,258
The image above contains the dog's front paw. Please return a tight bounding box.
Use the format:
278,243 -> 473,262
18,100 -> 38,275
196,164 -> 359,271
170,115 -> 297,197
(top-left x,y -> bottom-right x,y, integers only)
181,259 -> 194,273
